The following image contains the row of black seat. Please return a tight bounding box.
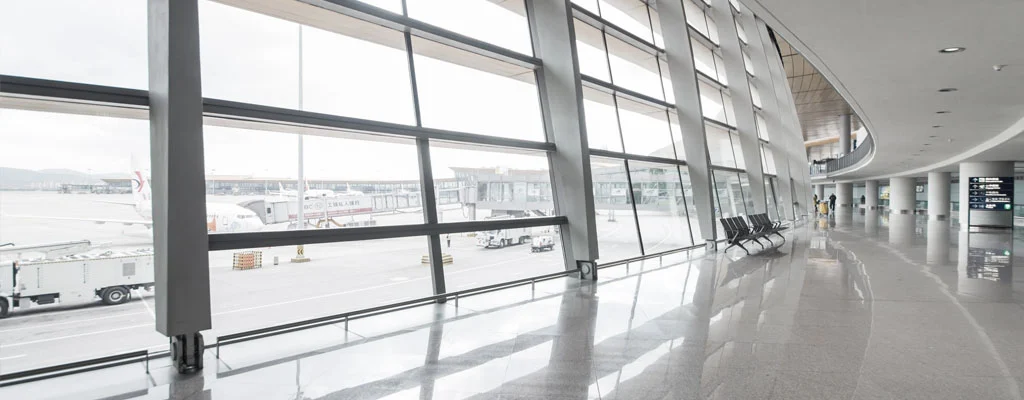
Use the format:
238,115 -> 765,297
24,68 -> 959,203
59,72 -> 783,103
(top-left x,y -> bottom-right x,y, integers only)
719,213 -> 788,255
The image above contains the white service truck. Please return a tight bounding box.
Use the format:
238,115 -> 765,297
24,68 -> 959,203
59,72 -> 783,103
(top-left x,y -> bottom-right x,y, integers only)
0,250 -> 155,318
476,227 -> 532,248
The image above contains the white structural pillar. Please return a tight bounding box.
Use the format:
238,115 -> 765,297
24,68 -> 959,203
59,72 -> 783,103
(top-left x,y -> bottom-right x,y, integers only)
709,0 -> 767,214
864,180 -> 879,210
890,177 -> 917,215
527,1 -> 598,273
927,172 -> 951,221
736,7 -> 793,220
836,182 -> 854,217
148,0 -> 211,373
815,184 -> 825,202
656,0 -> 716,241
958,161 -> 1015,231
839,114 -> 852,155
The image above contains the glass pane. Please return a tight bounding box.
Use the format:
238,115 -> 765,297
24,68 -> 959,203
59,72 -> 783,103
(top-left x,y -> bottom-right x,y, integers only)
0,109 -> 162,373
765,177 -> 780,220
763,146 -> 777,174
628,161 -> 694,253
606,35 -> 665,100
732,132 -> 747,170
442,225 -> 565,292
659,58 -> 676,104
407,0 -> 533,55
713,170 -> 746,236
209,238 -> 431,335
750,83 -> 763,108
684,0 -> 709,38
0,0 -> 148,89
597,0 -> 654,43
575,20 -> 611,82
755,113 -> 770,141
357,0 -> 403,13
583,87 -> 624,152
714,53 -> 730,86
199,2 -> 417,125
698,81 -> 728,123
429,143 -> 553,223
413,37 -> 545,141
572,0 -> 601,14
705,123 -> 736,168
738,174 -> 757,214
743,50 -> 755,76
651,7 -> 665,48
591,157 -> 641,263
723,92 -> 737,125
617,96 -> 675,159
680,168 -> 702,240
691,38 -> 718,80
668,111 -> 686,161
706,12 -> 720,44
736,20 -> 749,44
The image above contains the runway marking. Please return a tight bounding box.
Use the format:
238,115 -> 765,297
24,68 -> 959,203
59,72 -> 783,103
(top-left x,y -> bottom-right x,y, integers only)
0,354 -> 27,361
134,289 -> 156,319
0,311 -> 148,334
2,323 -> 152,348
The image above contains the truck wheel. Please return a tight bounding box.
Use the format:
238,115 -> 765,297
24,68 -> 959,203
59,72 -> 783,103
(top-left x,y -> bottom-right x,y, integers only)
101,287 -> 130,305
0,298 -> 8,318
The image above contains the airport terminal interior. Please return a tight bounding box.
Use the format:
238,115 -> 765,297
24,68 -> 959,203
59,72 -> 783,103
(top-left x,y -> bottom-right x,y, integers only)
1,0 -> 1024,399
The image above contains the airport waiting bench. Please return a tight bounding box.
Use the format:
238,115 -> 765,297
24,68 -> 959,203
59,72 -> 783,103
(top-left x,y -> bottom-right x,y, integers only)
720,213 -> 788,255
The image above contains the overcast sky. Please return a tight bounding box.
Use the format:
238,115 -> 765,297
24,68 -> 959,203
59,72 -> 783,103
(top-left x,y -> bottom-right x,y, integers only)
0,0 -> 688,181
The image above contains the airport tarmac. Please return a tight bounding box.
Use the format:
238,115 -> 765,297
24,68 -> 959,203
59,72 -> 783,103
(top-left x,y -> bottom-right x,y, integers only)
0,191 -> 697,373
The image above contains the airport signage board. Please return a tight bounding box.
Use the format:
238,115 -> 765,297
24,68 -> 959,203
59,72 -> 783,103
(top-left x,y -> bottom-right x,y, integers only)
967,177 -> 1014,211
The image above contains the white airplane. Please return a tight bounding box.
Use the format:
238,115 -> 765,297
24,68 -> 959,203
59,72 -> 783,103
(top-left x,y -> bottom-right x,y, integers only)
10,170 -> 264,233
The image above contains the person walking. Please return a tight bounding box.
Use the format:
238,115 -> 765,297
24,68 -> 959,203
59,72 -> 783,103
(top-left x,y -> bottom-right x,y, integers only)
828,193 -> 837,211
813,194 -> 820,214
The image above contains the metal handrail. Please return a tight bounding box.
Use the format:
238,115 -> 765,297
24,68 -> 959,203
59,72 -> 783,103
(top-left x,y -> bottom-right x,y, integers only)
810,134 -> 874,176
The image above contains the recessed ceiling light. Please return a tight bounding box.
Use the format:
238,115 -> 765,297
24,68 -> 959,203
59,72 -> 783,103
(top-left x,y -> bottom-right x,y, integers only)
936,110 -> 950,114
939,47 -> 965,54
924,143 -> 930,146
938,88 -> 958,92
932,125 -> 942,128
929,135 -> 938,138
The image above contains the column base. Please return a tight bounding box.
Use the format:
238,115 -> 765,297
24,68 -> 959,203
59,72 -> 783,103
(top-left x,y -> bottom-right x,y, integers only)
171,332 -> 204,374
578,260 -> 597,281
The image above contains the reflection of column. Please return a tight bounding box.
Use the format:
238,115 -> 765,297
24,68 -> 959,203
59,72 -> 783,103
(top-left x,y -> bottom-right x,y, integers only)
928,172 -> 951,221
657,0 -> 717,241
864,209 -> 879,236
864,180 -> 879,210
889,177 -> 916,215
926,219 -> 951,265
889,213 -> 915,246
547,280 -> 598,399
528,2 -> 598,267
958,161 -> 1015,231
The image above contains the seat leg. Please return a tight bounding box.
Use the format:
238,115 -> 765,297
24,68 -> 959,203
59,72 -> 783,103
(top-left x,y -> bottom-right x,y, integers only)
736,242 -> 749,255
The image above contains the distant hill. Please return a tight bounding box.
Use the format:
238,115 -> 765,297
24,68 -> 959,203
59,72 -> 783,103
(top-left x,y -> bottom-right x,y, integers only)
0,167 -> 109,190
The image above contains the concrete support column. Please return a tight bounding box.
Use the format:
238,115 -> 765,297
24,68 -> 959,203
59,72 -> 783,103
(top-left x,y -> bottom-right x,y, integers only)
709,0 -> 766,214
927,172 -> 951,221
815,185 -> 825,202
890,177 -> 917,215
835,182 -> 853,222
527,1 -> 598,265
958,161 -> 1015,231
864,180 -> 879,210
148,0 -> 211,373
839,114 -> 852,155
656,0 -> 716,240
735,7 -> 793,220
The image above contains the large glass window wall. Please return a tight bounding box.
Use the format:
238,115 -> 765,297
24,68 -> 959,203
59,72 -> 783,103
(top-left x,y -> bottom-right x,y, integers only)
0,0 -> 805,377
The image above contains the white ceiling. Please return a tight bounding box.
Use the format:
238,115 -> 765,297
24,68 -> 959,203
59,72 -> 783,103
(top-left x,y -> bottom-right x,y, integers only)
744,0 -> 1024,180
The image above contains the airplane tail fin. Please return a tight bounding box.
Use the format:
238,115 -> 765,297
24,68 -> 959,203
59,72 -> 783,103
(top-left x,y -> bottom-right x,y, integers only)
129,156 -> 151,212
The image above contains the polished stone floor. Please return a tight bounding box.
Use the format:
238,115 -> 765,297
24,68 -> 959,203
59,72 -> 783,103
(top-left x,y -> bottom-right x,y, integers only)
4,212 -> 1024,399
